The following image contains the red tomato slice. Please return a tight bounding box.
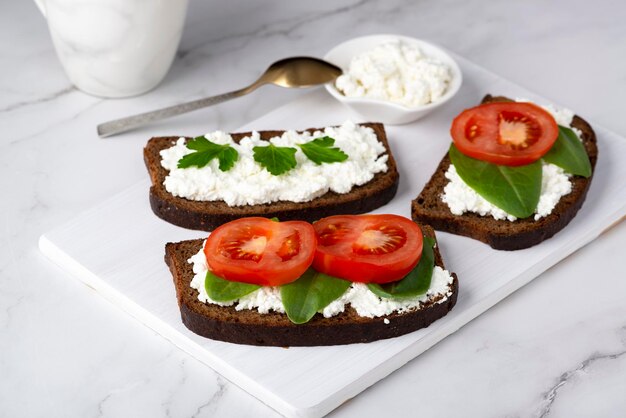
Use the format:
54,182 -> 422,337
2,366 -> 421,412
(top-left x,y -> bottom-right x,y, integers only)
204,218 -> 316,286
312,214 -> 423,284
451,102 -> 559,166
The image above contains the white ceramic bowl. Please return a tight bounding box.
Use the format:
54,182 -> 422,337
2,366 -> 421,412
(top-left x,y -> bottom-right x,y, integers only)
324,34 -> 462,125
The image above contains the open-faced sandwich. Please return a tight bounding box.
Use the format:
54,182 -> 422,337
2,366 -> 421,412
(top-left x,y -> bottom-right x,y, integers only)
165,215 -> 458,346
412,95 -> 597,250
144,122 -> 399,231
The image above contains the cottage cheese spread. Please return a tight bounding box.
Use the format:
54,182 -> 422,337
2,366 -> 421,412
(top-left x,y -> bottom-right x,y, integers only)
188,244 -> 454,318
159,121 -> 388,206
335,40 -> 452,108
441,103 -> 580,221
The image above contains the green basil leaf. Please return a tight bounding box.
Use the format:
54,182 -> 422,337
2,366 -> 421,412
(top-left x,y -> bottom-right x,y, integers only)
177,136 -> 238,171
367,236 -> 435,299
253,143 -> 298,175
298,136 -> 348,165
449,144 -> 541,219
204,271 -> 260,302
280,268 -> 351,324
542,125 -> 592,177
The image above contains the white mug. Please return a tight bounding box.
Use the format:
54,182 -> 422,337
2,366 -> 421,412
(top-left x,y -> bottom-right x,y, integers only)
34,0 -> 189,98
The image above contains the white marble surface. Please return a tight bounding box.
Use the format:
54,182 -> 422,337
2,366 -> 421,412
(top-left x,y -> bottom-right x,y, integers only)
1,0 -> 625,417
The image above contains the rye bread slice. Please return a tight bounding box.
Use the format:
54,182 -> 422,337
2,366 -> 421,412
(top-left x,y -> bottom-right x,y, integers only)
411,95 -> 598,250
144,123 -> 399,231
164,225 -> 458,347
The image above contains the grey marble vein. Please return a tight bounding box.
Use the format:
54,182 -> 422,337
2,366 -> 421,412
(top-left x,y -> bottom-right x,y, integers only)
536,348 -> 626,418
95,379 -> 150,418
159,355 -> 188,418
191,375 -> 227,418
8,99 -> 102,145
96,391 -> 114,418
0,294 -> 25,330
0,86 -> 75,113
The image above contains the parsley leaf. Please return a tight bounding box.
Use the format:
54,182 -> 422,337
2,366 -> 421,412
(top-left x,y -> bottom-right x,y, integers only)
252,144 -> 297,175
298,136 -> 348,165
177,136 -> 238,171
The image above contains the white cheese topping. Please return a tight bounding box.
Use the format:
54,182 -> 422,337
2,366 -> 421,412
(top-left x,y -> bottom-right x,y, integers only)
538,103 -> 575,127
335,40 -> 452,108
442,163 -> 572,221
188,245 -> 455,318
160,121 -> 388,206
441,103 -> 580,221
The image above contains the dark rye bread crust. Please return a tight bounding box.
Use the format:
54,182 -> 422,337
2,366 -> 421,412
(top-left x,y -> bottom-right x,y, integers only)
144,123 -> 399,231
411,95 -> 598,250
164,226 -> 458,347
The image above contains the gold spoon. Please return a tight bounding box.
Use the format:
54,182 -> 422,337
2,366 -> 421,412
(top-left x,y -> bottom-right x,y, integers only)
97,57 -> 342,138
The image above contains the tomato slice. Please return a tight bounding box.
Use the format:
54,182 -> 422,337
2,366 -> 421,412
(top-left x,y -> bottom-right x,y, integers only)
204,218 -> 316,286
451,102 -> 559,166
312,215 -> 423,284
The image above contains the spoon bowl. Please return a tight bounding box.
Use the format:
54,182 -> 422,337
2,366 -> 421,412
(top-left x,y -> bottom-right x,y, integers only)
261,57 -> 343,89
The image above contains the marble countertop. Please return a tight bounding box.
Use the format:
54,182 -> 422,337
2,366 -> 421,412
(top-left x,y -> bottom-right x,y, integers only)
2,0 -> 625,417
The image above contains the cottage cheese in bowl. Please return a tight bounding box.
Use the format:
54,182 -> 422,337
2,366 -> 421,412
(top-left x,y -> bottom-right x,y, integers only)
335,40 -> 452,108
325,34 -> 462,124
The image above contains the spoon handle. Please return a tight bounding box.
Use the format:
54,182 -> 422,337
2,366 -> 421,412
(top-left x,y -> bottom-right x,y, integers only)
97,87 -> 254,138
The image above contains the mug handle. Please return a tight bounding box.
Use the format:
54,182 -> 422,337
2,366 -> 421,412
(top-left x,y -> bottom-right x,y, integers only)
33,0 -> 47,17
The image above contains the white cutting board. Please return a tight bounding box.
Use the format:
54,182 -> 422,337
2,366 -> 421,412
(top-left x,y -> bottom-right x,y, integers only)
39,55 -> 626,418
